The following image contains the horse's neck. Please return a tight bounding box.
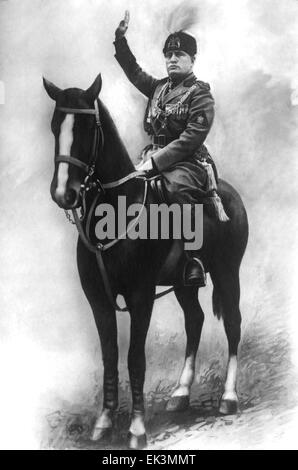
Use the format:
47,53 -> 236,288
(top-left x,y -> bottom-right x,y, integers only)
96,100 -> 135,184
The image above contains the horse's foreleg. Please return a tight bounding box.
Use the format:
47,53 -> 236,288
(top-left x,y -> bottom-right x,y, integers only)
77,243 -> 118,440
124,284 -> 155,449
167,286 -> 204,412
90,303 -> 119,440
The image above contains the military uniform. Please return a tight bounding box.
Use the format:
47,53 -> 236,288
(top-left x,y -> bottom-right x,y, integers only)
114,36 -> 216,205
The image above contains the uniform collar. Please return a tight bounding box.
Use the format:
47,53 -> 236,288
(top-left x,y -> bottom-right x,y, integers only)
182,72 -> 197,87
167,72 -> 196,88
161,72 -> 197,105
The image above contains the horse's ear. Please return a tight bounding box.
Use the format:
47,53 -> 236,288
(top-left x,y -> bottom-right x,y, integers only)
85,74 -> 102,101
43,77 -> 61,101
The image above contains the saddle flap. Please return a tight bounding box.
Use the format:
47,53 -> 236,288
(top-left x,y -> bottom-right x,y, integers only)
157,240 -> 185,286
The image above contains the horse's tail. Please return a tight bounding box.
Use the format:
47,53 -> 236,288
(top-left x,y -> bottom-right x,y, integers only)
212,285 -> 224,320
210,179 -> 249,321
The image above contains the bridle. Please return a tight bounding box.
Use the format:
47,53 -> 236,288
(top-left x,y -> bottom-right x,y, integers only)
55,99 -> 104,198
55,98 -> 108,227
55,99 -> 102,171
53,98 -> 174,311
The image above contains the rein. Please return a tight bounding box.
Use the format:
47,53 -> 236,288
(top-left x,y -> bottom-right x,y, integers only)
55,100 -> 174,311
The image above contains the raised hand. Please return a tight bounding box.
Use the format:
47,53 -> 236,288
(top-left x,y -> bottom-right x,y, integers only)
115,10 -> 130,39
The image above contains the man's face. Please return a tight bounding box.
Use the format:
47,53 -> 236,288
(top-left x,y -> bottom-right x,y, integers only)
165,50 -> 194,79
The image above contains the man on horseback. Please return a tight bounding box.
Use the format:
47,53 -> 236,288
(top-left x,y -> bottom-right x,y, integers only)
43,13 -> 248,445
114,11 -> 226,287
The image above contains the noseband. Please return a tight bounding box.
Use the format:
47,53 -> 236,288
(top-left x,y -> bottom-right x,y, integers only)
55,99 -> 104,190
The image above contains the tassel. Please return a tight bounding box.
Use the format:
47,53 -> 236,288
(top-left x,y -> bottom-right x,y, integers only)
201,160 -> 230,222
202,160 -> 217,192
210,193 -> 230,222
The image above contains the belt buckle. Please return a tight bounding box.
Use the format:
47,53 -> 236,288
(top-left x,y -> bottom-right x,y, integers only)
152,134 -> 166,150
158,135 -> 166,148
152,134 -> 166,149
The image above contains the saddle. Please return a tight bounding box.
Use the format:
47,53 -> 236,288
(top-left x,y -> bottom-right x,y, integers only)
143,166 -> 228,286
147,175 -> 197,287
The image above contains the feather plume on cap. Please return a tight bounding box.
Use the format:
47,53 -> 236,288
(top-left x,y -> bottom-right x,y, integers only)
163,0 -> 200,56
166,0 -> 200,34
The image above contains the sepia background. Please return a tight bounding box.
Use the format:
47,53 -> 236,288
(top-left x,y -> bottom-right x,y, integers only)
0,0 -> 298,449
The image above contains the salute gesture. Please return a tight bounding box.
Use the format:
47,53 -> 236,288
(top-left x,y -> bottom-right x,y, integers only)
115,10 -> 130,39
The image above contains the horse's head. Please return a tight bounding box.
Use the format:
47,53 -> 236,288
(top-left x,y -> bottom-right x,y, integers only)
43,74 -> 102,209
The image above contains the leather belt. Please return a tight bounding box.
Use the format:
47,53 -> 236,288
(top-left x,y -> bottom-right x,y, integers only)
151,134 -> 167,149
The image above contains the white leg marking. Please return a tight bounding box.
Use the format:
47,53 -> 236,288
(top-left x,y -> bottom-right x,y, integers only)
172,355 -> 195,397
55,114 -> 74,198
129,414 -> 146,436
93,408 -> 113,430
222,354 -> 238,401
91,408 -> 113,441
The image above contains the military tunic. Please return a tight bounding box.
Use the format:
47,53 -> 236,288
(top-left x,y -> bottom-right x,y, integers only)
114,37 -> 215,205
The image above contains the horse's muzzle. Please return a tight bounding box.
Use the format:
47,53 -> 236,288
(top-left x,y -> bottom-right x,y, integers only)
64,188 -> 78,206
50,181 -> 82,210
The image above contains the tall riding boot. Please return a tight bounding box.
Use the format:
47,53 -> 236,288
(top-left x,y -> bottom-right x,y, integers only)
184,251 -> 206,287
182,203 -> 206,287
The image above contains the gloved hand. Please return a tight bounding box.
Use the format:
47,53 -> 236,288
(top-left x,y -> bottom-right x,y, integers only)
136,160 -> 153,172
115,10 -> 130,40
136,158 -> 158,178
135,147 -> 157,171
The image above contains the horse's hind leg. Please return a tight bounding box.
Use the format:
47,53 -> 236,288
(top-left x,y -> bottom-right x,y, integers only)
166,286 -> 204,412
211,264 -> 241,415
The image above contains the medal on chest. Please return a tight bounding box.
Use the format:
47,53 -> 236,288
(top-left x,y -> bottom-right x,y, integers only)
165,103 -> 189,119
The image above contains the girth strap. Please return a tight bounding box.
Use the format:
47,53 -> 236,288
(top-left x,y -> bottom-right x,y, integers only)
95,248 -> 174,312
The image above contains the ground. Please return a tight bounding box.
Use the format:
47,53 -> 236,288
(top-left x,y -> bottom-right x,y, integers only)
41,303 -> 298,450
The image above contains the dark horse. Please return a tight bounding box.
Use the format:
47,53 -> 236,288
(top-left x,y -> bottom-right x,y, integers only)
43,74 -> 248,449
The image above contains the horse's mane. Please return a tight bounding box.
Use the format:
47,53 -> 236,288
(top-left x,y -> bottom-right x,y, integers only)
97,99 -> 134,175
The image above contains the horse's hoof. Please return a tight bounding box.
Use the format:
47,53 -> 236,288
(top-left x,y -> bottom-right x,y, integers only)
166,395 -> 190,412
90,426 -> 112,442
219,399 -> 239,415
127,431 -> 147,450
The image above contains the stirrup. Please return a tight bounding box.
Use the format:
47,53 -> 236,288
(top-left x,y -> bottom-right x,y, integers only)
183,257 -> 207,287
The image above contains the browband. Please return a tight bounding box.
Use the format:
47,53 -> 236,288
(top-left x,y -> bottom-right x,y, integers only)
56,100 -> 101,126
